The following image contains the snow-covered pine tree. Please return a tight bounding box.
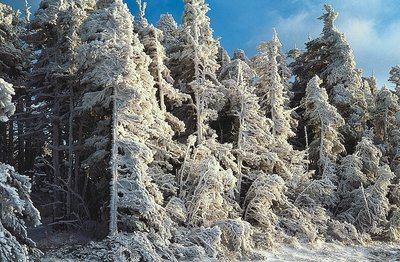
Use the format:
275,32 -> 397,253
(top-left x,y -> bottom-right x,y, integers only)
257,29 -> 296,139
233,49 -> 251,64
338,164 -> 394,237
77,0 -> 177,242
229,60 -> 271,199
157,13 -> 180,55
303,75 -> 345,174
169,0 -> 225,144
336,129 -> 400,240
0,3 -> 31,169
336,132 -> 381,212
389,65 -> 400,97
0,78 -> 15,122
290,5 -> 367,150
30,0 -> 95,224
0,78 -> 41,261
373,86 -> 399,145
0,163 -> 42,261
249,31 -> 311,195
135,0 -> 189,133
361,75 -> 378,122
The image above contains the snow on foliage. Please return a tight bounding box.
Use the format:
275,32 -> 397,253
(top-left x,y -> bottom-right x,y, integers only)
2,0 -> 400,260
0,21 -> 40,259
0,78 -> 15,122
0,163 -> 41,261
303,75 -> 345,172
291,5 -> 367,147
135,5 -> 189,133
373,86 -> 399,144
389,65 -> 400,96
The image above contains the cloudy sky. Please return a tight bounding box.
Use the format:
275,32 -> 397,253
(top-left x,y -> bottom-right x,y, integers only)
4,0 -> 399,87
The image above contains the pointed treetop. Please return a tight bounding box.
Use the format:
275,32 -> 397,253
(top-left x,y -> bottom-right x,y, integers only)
233,49 -> 250,63
184,0 -> 206,4
309,74 -> 323,88
269,28 -> 282,52
272,28 -> 279,44
136,0 -> 148,26
24,0 -> 31,22
319,5 -> 338,32
389,65 -> 400,91
158,13 -> 178,28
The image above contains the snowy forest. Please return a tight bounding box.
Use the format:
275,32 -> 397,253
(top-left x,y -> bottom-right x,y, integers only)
1,0 -> 400,261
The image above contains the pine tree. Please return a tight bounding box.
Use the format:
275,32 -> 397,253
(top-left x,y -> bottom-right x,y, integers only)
303,75 -> 345,173
291,5 -> 367,150
260,29 -> 296,139
157,13 -> 180,55
75,0 -> 177,241
169,0 -> 225,144
0,3 -> 31,169
233,49 -> 251,64
0,78 -> 15,122
361,75 -> 378,123
389,65 -> 400,97
30,0 -> 94,224
135,1 -> 189,133
0,76 -> 41,262
373,86 -> 399,145
338,165 -> 394,236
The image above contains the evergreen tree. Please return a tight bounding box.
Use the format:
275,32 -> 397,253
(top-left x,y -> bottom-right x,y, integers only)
0,78 -> 15,122
361,75 -> 378,125
0,3 -> 31,169
30,0 -> 95,224
76,0 -> 177,241
338,164 -> 394,236
373,86 -> 399,145
262,29 -> 296,139
303,75 -> 345,173
170,0 -> 225,144
291,5 -> 367,150
157,13 -> 180,55
0,76 -> 41,262
135,1 -> 189,133
389,65 -> 400,97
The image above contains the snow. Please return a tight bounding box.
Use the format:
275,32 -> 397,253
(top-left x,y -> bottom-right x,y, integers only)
261,241 -> 400,262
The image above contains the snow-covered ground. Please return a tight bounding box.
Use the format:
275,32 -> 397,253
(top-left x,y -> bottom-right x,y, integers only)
36,229 -> 399,262
262,241 -> 399,262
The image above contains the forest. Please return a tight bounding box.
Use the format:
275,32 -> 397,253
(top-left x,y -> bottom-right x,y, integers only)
1,0 -> 400,261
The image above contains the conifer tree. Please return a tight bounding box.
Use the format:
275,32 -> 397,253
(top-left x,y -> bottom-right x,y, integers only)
291,5 -> 367,149
373,86 -> 399,145
157,13 -> 180,55
0,78 -> 15,122
389,65 -> 400,97
30,0 -> 96,224
0,78 -> 41,262
262,29 -> 296,139
338,164 -> 394,236
76,0 -> 177,241
170,0 -> 225,144
303,75 -> 345,173
0,3 -> 31,168
362,75 -> 378,122
135,1 -> 189,133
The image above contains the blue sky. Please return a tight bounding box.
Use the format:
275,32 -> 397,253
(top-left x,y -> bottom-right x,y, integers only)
4,0 -> 400,87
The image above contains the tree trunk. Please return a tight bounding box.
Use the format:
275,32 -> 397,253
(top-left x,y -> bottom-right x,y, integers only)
17,98 -> 24,172
109,89 -> 119,236
67,86 -> 74,219
52,86 -> 61,222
